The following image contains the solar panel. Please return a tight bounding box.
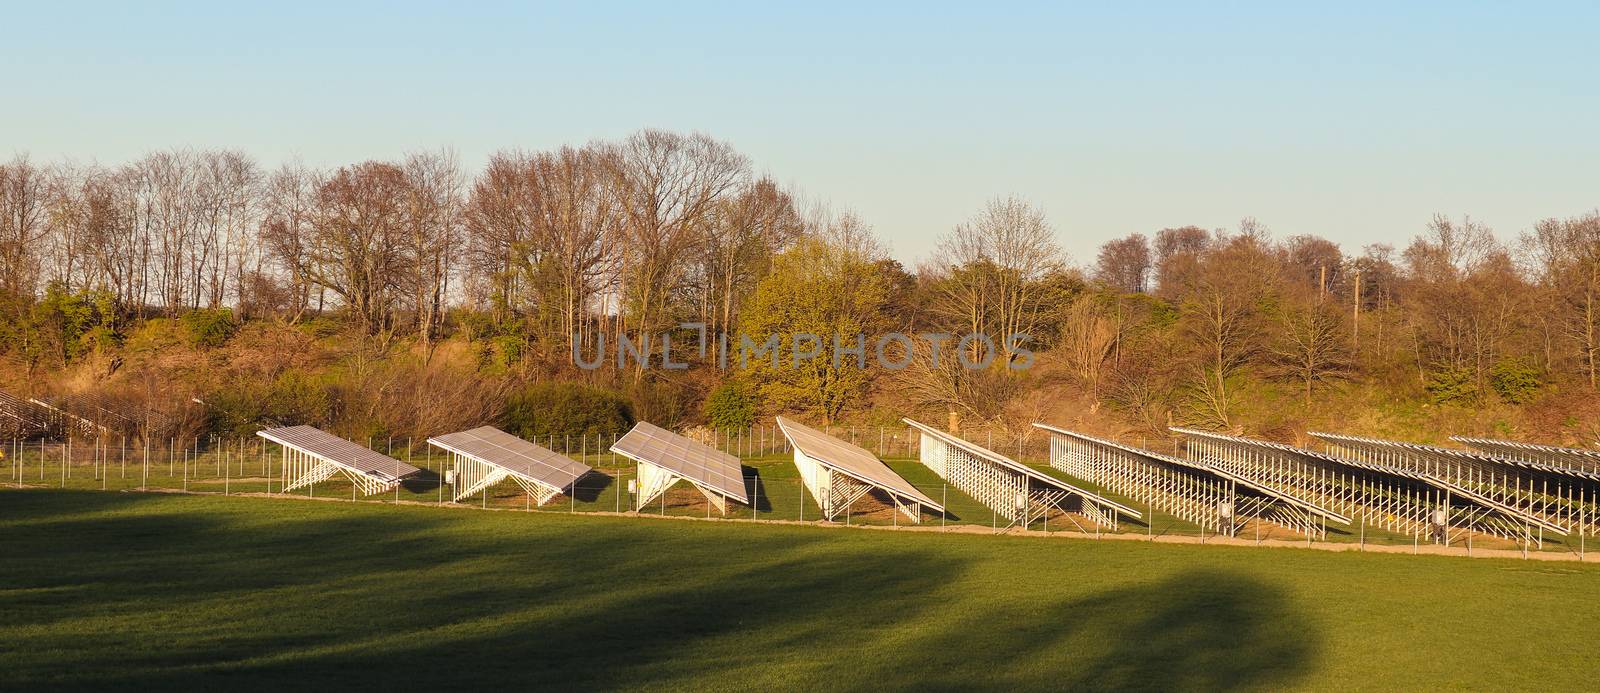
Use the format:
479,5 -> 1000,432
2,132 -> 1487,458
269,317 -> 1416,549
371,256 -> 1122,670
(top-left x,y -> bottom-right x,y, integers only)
611,421 -> 749,503
1450,436 -> 1600,479
777,416 -> 941,510
258,425 -> 421,481
909,419 -> 1138,517
429,426 -> 591,491
0,390 -> 48,433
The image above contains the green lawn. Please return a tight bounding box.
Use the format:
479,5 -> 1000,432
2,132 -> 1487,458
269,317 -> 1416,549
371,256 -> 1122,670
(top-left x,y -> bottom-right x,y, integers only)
1,490 -> 1596,691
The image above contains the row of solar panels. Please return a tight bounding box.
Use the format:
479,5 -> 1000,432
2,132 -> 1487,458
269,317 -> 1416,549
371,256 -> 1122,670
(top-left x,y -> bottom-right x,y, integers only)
0,388 -> 181,438
254,416 -> 955,513
253,417 -> 1600,526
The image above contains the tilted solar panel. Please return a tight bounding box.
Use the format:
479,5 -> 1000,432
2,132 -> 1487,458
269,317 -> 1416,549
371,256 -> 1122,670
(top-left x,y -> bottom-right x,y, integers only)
258,425 -> 421,480
912,419 -> 1140,517
611,421 -> 749,503
1450,436 -> 1600,479
429,426 -> 591,490
777,416 -> 941,510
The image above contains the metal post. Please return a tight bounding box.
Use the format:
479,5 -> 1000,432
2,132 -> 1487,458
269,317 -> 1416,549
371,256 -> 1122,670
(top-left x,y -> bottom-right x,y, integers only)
941,484 -> 947,531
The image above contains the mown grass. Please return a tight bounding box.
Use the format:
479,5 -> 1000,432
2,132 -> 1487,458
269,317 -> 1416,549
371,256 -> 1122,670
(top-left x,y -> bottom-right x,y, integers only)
1,489 -> 1597,691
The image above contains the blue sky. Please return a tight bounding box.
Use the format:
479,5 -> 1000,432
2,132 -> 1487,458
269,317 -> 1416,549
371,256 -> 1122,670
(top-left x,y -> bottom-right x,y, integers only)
3,1 -> 1597,265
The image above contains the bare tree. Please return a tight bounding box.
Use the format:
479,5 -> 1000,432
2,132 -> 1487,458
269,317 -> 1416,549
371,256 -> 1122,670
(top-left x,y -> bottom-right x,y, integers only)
1176,227 -> 1278,427
1152,225 -> 1211,296
692,177 -> 803,340
0,155 -> 51,356
465,146 -> 623,363
1525,212 -> 1600,388
927,195 -> 1064,368
605,130 -> 748,375
401,150 -> 463,353
1094,233 -> 1151,293
290,161 -> 411,333
1274,302 -> 1353,404
1056,293 -> 1119,388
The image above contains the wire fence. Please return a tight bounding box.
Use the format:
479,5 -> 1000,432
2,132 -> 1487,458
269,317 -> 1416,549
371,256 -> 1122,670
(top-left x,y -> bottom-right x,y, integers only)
0,429 -> 1588,559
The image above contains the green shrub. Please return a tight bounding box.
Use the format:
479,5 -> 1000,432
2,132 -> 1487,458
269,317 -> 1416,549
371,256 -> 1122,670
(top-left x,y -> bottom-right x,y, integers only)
297,316 -> 342,339
1490,358 -> 1542,404
206,371 -> 336,435
124,318 -> 181,353
492,335 -> 523,369
182,308 -> 237,348
501,381 -> 633,439
703,381 -> 756,430
25,281 -> 117,364
1425,368 -> 1478,405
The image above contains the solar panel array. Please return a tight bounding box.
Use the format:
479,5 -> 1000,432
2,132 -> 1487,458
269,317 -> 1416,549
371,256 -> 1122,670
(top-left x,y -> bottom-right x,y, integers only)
611,421 -> 749,503
0,390 -> 50,436
429,426 -> 590,490
907,418 -> 1137,517
259,425 -> 421,480
777,416 -> 941,509
1450,436 -> 1600,479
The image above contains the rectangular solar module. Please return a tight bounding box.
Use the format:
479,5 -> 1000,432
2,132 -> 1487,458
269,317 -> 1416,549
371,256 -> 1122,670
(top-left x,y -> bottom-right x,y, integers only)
611,421 -> 750,508
907,418 -> 1139,527
258,425 -> 420,496
777,416 -> 943,521
429,426 -> 591,504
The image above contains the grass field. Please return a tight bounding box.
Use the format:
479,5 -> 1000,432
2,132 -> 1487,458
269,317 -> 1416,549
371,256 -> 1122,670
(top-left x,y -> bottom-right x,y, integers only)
2,489 -> 1597,691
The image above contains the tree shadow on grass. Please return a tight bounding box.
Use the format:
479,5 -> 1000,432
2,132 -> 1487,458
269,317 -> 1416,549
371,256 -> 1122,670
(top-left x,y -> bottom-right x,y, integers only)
880,567 -> 1320,691
0,490 -> 1319,692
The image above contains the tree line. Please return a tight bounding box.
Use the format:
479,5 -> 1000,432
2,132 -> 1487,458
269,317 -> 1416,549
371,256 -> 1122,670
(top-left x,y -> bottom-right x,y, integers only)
3,129 -> 1597,437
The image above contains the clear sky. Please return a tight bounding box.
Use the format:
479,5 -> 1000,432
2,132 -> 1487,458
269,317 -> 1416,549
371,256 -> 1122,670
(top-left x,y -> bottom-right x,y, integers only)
3,1 -> 1597,266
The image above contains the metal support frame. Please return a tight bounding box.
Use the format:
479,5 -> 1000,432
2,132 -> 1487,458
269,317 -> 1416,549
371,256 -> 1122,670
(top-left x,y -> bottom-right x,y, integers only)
919,431 -> 1116,530
1174,429 -> 1432,540
447,450 -> 566,505
1317,432 -> 1596,543
633,460 -> 730,514
1046,430 -> 1234,535
794,448 -> 921,523
276,443 -> 402,497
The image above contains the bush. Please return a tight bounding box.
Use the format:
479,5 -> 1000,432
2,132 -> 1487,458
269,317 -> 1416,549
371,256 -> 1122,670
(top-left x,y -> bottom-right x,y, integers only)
492,335 -> 523,369
703,381 -> 756,430
501,381 -> 633,439
1425,368 -> 1478,405
182,308 -> 237,348
297,316 -> 342,339
1490,358 -> 1542,404
206,370 -> 335,435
